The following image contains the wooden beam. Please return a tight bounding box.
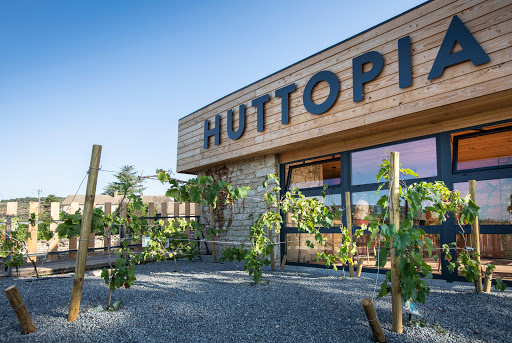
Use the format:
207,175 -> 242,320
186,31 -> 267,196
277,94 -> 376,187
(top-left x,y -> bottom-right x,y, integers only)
469,180 -> 483,294
389,152 -> 402,333
68,144 -> 102,322
345,192 -> 354,277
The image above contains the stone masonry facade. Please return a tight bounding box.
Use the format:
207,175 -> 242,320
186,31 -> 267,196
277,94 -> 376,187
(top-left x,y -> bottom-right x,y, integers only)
198,154 -> 279,258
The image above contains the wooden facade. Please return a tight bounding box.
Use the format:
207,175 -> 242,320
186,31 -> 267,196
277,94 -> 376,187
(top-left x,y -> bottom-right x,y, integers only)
177,0 -> 512,174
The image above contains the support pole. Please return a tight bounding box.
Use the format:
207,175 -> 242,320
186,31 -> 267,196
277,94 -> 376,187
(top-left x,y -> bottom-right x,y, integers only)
68,144 -> 102,322
27,202 -> 39,263
210,206 -> 216,261
267,203 -> 275,271
103,202 -> 111,255
345,192 -> 354,277
48,202 -> 60,260
389,152 -> 402,333
5,285 -> 36,334
356,258 -> 364,277
362,298 -> 386,343
469,180 -> 483,294
68,202 -> 79,259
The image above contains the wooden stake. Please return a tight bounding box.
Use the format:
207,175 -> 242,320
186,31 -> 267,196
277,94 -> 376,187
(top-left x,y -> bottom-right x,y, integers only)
484,272 -> 492,293
357,258 -> 364,277
280,254 -> 287,270
210,205 -> 216,261
389,152 -> 402,333
345,192 -> 354,277
103,202 -> 111,255
184,203 -> 191,240
5,285 -> 36,334
469,180 -> 483,294
362,298 -> 386,343
48,202 -> 60,261
267,203 -> 275,272
68,144 -> 102,322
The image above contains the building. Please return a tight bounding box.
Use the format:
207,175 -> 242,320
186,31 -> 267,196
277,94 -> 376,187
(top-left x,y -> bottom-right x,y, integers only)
176,0 -> 512,280
61,193 -> 172,214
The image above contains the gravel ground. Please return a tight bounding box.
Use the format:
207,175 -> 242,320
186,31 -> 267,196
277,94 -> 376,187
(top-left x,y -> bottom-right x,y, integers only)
1,257 -> 511,343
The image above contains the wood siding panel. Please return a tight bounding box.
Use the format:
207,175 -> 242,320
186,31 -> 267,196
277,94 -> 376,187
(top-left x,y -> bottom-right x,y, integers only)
177,0 -> 512,173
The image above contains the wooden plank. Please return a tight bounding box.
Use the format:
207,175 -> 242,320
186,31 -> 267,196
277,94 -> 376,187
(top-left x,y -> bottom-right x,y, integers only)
48,202 -> 59,261
179,36 -> 512,160
177,1 -> 512,172
27,202 -> 38,263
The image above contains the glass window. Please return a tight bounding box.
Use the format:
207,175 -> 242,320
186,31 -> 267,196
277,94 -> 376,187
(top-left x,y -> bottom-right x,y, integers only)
454,178 -> 512,225
351,190 -> 407,226
284,194 -> 342,227
351,137 -> 437,185
454,128 -> 512,171
286,157 -> 340,190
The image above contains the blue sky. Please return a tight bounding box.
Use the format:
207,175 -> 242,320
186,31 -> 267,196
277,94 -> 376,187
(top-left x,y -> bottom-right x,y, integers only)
0,0 -> 426,199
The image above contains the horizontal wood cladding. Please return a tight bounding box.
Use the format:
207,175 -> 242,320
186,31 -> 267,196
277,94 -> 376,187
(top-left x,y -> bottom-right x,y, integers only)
177,0 -> 512,174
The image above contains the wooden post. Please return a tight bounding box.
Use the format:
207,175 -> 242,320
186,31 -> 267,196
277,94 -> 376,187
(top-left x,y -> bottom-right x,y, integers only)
389,152 -> 402,333
4,285 -> 36,334
161,202 -> 168,223
120,202 -> 127,243
6,202 -> 17,276
210,205 -> 216,261
68,144 -> 101,322
280,254 -> 287,270
184,203 -> 191,240
357,258 -> 364,277
148,203 -> 155,227
27,202 -> 39,263
345,192 -> 354,277
267,203 -> 275,271
48,202 -> 60,261
469,180 -> 483,294
103,202 -> 111,255
483,272 -> 492,293
362,298 -> 386,343
68,202 -> 79,259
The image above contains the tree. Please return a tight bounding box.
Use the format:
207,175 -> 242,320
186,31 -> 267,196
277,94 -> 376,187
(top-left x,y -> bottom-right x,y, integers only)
102,165 -> 146,197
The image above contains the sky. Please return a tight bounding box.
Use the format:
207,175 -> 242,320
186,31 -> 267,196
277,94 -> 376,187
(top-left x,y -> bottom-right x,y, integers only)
0,0 -> 426,200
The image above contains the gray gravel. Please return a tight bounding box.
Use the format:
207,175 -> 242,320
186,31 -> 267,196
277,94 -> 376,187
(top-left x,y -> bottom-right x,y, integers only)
1,257 -> 511,343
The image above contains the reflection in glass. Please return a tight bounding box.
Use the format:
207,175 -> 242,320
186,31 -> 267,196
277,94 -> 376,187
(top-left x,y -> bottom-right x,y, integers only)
351,190 -> 406,225
351,137 -> 437,185
454,178 -> 512,225
284,194 -> 342,227
456,129 -> 512,171
286,233 -> 343,264
287,159 -> 340,190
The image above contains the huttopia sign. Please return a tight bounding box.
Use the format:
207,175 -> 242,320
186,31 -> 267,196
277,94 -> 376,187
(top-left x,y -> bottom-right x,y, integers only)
204,15 -> 490,149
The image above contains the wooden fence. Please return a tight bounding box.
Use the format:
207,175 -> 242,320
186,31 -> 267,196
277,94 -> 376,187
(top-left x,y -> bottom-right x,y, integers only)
0,201 -> 199,263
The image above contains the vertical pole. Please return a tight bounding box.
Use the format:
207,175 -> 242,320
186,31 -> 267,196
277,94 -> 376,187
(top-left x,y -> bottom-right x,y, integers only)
469,180 -> 483,294
185,203 -> 191,240
68,144 -> 101,322
103,202 -> 111,255
266,202 -> 275,271
6,215 -> 12,276
210,205 -> 216,261
362,298 -> 386,343
161,202 -> 168,223
120,202 -> 127,242
6,202 -> 18,276
4,285 -> 36,334
389,152 -> 402,333
48,202 -> 60,261
148,203 -> 155,226
345,192 -> 354,277
27,202 -> 39,263
68,202 -> 79,259
173,202 -> 180,226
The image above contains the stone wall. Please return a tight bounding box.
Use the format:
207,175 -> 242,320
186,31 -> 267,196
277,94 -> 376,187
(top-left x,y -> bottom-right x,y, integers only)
198,154 -> 280,258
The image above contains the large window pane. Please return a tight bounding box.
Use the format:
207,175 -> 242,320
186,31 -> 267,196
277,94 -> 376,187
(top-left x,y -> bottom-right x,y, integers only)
287,158 -> 340,190
351,137 -> 437,185
351,190 -> 406,225
455,127 -> 512,171
454,178 -> 512,225
285,194 -> 342,227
